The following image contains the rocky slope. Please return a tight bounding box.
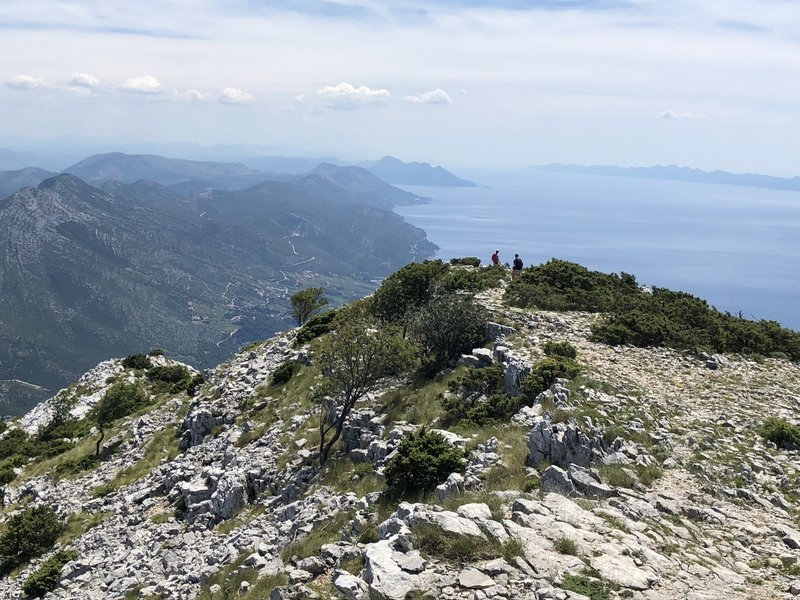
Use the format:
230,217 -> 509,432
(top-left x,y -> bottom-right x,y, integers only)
0,278 -> 799,600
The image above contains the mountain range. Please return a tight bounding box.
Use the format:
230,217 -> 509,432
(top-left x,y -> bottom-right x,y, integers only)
531,163 -> 800,192
0,165 -> 436,414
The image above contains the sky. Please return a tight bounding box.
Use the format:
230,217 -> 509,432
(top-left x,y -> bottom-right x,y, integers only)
1,0 -> 799,174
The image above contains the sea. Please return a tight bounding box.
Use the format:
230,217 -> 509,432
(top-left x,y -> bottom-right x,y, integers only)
395,169 -> 800,331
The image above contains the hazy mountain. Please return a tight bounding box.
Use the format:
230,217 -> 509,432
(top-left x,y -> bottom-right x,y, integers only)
64,152 -> 273,187
530,163 -> 800,192
0,173 -> 435,414
365,156 -> 476,187
308,163 -> 429,209
239,155 -> 349,174
0,166 -> 56,198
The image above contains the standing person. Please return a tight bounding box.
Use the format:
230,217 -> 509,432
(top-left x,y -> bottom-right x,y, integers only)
491,249 -> 500,266
512,253 -> 523,278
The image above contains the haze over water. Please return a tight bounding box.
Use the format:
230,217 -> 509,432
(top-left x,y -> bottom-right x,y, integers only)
396,170 -> 800,331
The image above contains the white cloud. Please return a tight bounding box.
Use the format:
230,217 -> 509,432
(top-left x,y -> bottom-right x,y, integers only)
4,75 -> 46,90
659,110 -> 708,120
119,75 -> 162,94
68,72 -> 100,89
218,87 -> 253,104
316,82 -> 390,109
402,88 -> 453,105
173,88 -> 207,102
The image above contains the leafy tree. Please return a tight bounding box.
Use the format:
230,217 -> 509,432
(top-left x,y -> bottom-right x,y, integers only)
408,292 -> 488,374
384,428 -> 465,496
290,287 -> 329,326
370,260 -> 449,327
315,315 -> 415,465
0,506 -> 63,574
121,353 -> 152,370
90,382 -> 148,456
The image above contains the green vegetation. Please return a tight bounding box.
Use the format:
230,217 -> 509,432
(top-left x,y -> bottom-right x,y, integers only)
542,340 -> 578,359
449,256 -> 481,267
384,428 -> 465,497
760,417 -> 800,450
521,356 -> 581,401
408,292 -> 488,374
506,259 -> 800,359
281,510 -> 355,562
413,525 -> 496,564
442,365 -> 521,426
554,536 -> 579,555
121,353 -> 152,370
0,505 -> 63,574
146,364 -> 194,394
197,551 -> 288,600
295,308 -> 339,345
370,260 -> 449,326
290,287 -> 329,326
559,570 -> 615,600
90,382 -> 149,455
315,314 -> 415,465
270,360 -> 298,386
22,550 -> 78,597
148,348 -> 165,356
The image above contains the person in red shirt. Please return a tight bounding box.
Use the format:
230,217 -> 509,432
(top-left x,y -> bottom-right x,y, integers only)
491,249 -> 500,266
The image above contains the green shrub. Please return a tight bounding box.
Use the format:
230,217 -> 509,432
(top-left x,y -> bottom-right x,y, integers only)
385,428 -> 465,497
91,382 -> 149,424
146,365 -> 192,393
441,265 -> 506,293
761,417 -> 800,450
370,260 -> 450,325
270,361 -> 298,386
186,373 -> 205,396
521,356 -> 581,401
148,348 -> 165,356
22,550 -> 78,597
296,309 -> 339,345
408,292 -> 487,375
559,571 -> 613,600
0,464 -> 15,485
506,259 -> 800,360
0,506 -> 64,574
413,524 -> 495,564
542,340 -> 578,359
450,257 -> 481,267
554,536 -> 578,555
121,353 -> 152,370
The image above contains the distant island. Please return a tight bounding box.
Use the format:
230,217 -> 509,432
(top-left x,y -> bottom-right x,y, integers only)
365,156 -> 476,187
530,163 -> 800,193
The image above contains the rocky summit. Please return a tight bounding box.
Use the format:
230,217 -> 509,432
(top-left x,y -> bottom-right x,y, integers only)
1,269 -> 799,600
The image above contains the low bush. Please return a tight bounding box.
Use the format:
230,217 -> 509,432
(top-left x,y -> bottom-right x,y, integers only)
761,417 -> 800,450
121,353 -> 152,370
146,365 -> 193,393
554,536 -> 578,555
0,506 -> 64,574
542,340 -> 578,359
559,570 -> 614,600
270,361 -> 298,386
22,550 -> 78,597
148,348 -> 165,356
450,256 -> 481,267
385,428 -> 465,497
186,373 -> 205,396
296,309 -> 338,345
441,265 -> 506,293
413,525 -> 496,564
506,259 -> 800,360
520,356 -> 581,401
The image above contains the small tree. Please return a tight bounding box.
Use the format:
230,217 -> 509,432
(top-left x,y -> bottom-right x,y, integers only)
384,428 -> 465,497
408,292 -> 488,374
290,287 -> 329,326
91,382 -> 148,456
0,505 -> 63,574
315,315 -> 415,466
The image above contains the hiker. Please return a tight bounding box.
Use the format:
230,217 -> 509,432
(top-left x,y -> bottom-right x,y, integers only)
491,249 -> 500,266
512,254 -> 523,278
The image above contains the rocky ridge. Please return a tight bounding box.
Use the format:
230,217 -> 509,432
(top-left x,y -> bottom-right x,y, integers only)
0,283 -> 798,599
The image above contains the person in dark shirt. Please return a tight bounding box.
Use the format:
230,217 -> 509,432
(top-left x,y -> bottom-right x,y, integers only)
512,254 -> 523,278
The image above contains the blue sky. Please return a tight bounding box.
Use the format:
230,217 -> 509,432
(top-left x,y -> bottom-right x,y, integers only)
0,0 -> 798,174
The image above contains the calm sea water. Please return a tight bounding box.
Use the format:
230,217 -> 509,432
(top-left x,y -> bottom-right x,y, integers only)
395,170 -> 800,331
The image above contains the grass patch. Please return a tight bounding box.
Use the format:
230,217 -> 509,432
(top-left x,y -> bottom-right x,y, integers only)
316,457 -> 385,498
340,555 -> 365,576
105,425 -> 181,491
554,536 -> 578,555
413,524 -> 506,564
197,551 -> 288,600
214,505 -> 266,535
281,510 -> 355,562
559,570 -> 615,600
60,511 -> 114,545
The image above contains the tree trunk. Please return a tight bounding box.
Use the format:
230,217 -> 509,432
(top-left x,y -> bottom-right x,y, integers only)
95,428 -> 105,457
